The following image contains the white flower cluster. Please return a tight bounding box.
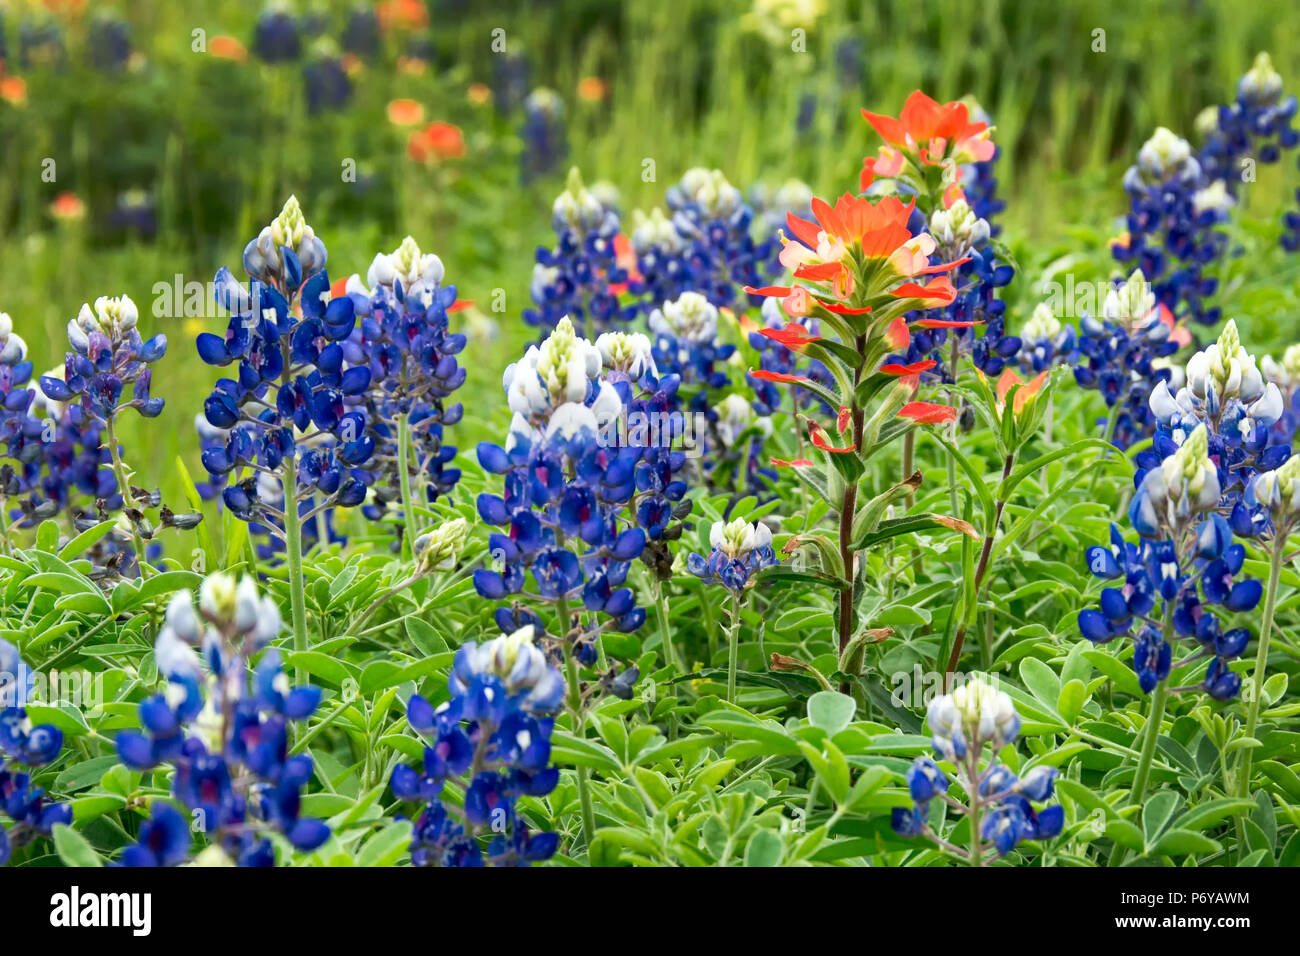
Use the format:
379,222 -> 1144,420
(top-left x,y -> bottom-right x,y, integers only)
66,294 -> 138,350
551,166 -> 617,237
709,517 -> 773,562
675,167 -> 744,220
153,573 -> 282,682
1136,423 -> 1221,531
1126,127 -> 1202,190
349,235 -> 445,309
0,312 -> 28,366
503,316 -> 622,444
413,517 -> 470,572
1262,344 -> 1300,390
927,677 -> 1020,761
928,198 -> 990,257
1021,302 -> 1062,342
648,291 -> 719,345
630,207 -> 686,255
1251,454 -> 1300,519
449,625 -> 565,712
1101,269 -> 1155,325
594,330 -> 654,380
1239,52 -> 1284,106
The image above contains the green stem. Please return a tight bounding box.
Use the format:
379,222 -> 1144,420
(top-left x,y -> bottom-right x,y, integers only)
559,591 -> 596,851
1087,402 -> 1121,494
1235,533 -> 1286,842
1109,646 -> 1172,866
104,417 -> 150,577
396,412 -> 418,561
652,577 -> 679,673
282,460 -> 309,684
726,591 -> 742,704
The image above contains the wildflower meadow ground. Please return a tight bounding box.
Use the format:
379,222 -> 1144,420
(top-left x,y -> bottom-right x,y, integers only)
2,0 -> 1300,920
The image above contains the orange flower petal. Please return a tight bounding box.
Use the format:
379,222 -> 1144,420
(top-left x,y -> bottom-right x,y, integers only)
898,402 -> 957,424
880,360 -> 937,376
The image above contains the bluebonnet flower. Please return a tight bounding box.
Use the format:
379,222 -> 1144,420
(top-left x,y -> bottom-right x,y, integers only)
1142,320 -> 1289,518
525,168 -> 637,338
520,88 -> 567,184
391,626 -> 564,867
8,362 -> 114,524
686,518 -> 777,591
196,197 -> 373,539
1198,54 -> 1298,238
107,189 -> 157,241
39,295 -> 166,424
474,318 -> 651,668
35,295 -> 175,570
630,168 -> 781,312
1072,269 -> 1181,450
18,16 -> 65,69
1078,425 -> 1256,701
341,6 -> 380,59
893,679 -> 1062,862
885,198 -> 1015,381
750,179 -> 814,237
1017,303 -> 1076,374
87,15 -> 132,74
1262,346 -> 1300,445
343,237 -> 466,548
493,50 -> 532,115
114,573 -> 329,866
960,100 -> 1007,237
254,4 -> 302,63
304,47 -> 352,116
1115,127 -> 1224,326
0,638 -> 72,865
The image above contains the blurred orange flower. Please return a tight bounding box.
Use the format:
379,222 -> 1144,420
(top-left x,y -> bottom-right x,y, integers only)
387,98 -> 425,126
50,192 -> 85,221
377,0 -> 429,31
467,82 -> 492,106
397,56 -> 427,76
407,121 -> 466,162
577,76 -> 607,102
209,35 -> 248,62
0,76 -> 27,106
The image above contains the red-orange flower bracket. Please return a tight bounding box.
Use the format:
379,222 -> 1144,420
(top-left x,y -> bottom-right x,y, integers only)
898,402 -> 957,424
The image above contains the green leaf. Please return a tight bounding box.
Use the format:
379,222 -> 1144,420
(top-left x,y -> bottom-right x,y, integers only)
1019,657 -> 1061,710
1057,679 -> 1088,725
1141,791 -> 1181,847
1104,818 -> 1144,850
807,691 -> 856,736
1150,829 -> 1221,857
1172,798 -> 1257,832
743,829 -> 784,867
53,823 -> 103,867
356,820 -> 413,866
58,520 -> 120,561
